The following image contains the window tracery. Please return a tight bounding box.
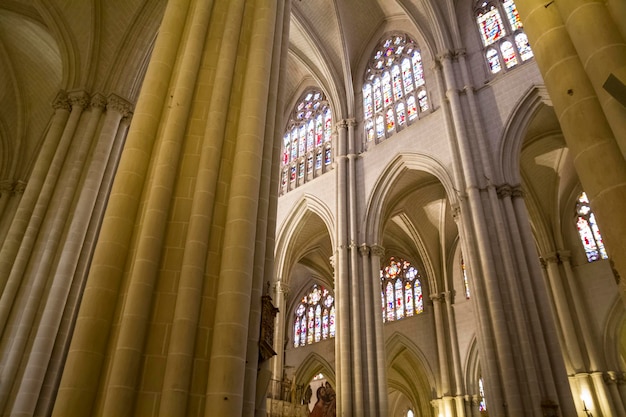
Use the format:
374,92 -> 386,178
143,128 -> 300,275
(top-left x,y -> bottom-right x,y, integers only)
293,284 -> 336,347
380,257 -> 424,323
576,192 -> 608,262
281,90 -> 332,195
475,0 -> 533,75
363,34 -> 430,143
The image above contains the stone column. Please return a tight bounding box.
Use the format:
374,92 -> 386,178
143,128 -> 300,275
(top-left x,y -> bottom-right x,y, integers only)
271,280 -> 289,394
334,119 -> 352,417
553,0 -> 626,154
444,291 -> 467,417
541,253 -> 584,371
359,244 -> 378,414
606,372 -> 626,416
431,293 -> 451,396
370,245 -> 388,417
516,0 -> 626,296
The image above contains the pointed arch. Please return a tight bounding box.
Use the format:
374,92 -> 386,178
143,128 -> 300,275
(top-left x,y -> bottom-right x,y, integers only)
294,351 -> 336,389
364,153 -> 457,245
274,194 -> 335,287
603,297 -> 626,371
498,84 -> 552,185
386,332 -> 437,417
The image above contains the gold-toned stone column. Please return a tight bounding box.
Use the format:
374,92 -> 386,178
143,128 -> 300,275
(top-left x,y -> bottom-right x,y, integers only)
553,0 -> 626,155
359,244 -> 378,415
52,0 -> 192,414
516,0 -> 626,296
0,92 -> 69,289
204,0 -> 279,414
431,293 -> 451,396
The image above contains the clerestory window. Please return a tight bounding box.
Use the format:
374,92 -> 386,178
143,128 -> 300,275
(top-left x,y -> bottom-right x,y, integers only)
362,34 -> 430,144
475,0 -> 533,75
280,90 -> 332,194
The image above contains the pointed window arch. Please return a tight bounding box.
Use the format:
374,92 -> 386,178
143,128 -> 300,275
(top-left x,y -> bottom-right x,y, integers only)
280,90 -> 333,195
576,192 -> 608,262
474,0 -> 533,75
363,33 -> 430,144
293,284 -> 336,347
381,257 -> 424,323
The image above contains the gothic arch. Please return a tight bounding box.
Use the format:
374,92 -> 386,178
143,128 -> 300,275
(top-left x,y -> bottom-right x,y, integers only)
364,152 -> 457,245
498,84 -> 552,186
294,351 -> 336,390
274,194 -> 335,288
386,332 -> 437,417
603,297 -> 626,371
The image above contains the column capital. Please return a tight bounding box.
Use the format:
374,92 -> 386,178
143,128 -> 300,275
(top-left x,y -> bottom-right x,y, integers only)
358,244 -> 370,256
274,280 -> 289,295
107,93 -> 133,117
496,184 -> 513,199
68,90 -> 90,109
90,93 -> 107,110
370,245 -> 385,258
430,293 -> 444,302
52,91 -> 71,112
337,119 -> 349,129
511,184 -> 524,198
543,252 -> 559,264
557,250 -> 571,262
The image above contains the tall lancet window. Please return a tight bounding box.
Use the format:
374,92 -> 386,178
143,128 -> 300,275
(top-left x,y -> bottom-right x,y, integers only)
293,284 -> 335,347
280,90 -> 332,195
475,0 -> 533,75
363,33 -> 430,143
576,192 -> 608,262
380,257 -> 424,323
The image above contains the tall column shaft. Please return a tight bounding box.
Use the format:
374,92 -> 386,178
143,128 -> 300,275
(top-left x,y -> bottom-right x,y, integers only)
516,0 -> 626,295
52,0 -> 193,414
554,0 -> 626,154
370,245 -> 388,417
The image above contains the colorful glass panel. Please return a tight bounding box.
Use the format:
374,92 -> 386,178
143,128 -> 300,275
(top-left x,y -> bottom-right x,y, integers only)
324,109 -> 332,142
477,5 -> 505,46
392,65 -> 403,100
417,89 -> 429,112
412,52 -> 425,86
515,33 -> 533,61
386,282 -> 395,321
365,119 -> 375,141
386,108 -> 395,132
315,114 -> 323,146
373,78 -> 383,113
376,115 -> 385,138
324,147 -> 331,165
382,72 -> 393,107
401,58 -> 414,94
306,120 -> 314,150
363,84 -> 373,118
293,284 -> 336,347
381,257 -> 424,323
503,0 -> 522,30
290,165 -> 296,182
407,96 -> 418,121
298,125 -> 306,156
461,257 -> 470,299
576,192 -> 608,262
298,161 -> 304,178
501,40 -> 517,68
307,154 -> 313,173
396,102 -> 406,126
486,48 -> 502,73
479,377 -> 487,411
314,305 -> 322,342
290,130 -> 298,160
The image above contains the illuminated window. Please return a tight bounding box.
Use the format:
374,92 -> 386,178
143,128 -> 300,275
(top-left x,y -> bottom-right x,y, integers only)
576,192 -> 608,262
363,34 -> 430,143
461,256 -> 470,299
381,257 -> 424,323
475,0 -> 533,74
479,377 -> 487,412
280,90 -> 332,194
294,284 -> 335,347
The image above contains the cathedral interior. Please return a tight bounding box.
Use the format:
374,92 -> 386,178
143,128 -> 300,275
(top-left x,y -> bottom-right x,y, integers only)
0,0 -> 626,416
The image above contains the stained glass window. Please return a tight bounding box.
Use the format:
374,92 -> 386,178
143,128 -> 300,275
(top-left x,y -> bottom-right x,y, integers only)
475,1 -> 532,74
381,257 -> 425,323
280,89 -> 333,194
294,284 -> 336,347
479,377 -> 487,412
576,192 -> 608,262
461,256 -> 471,299
363,33 -> 430,143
